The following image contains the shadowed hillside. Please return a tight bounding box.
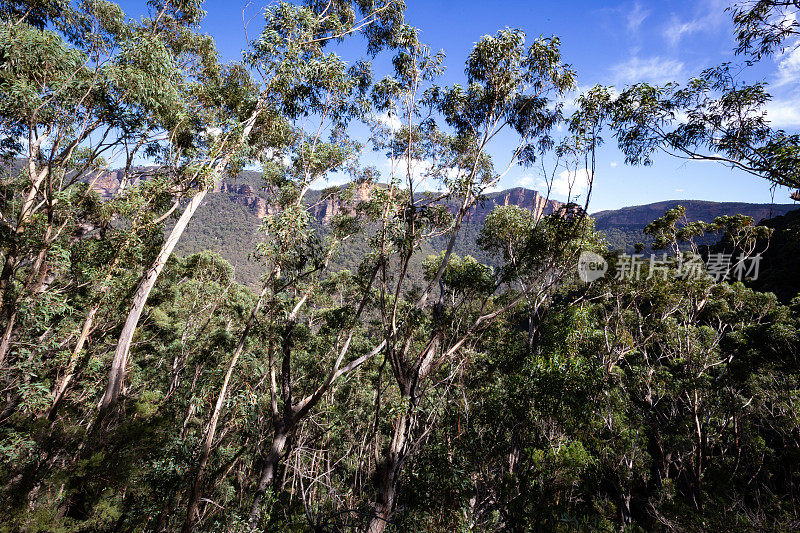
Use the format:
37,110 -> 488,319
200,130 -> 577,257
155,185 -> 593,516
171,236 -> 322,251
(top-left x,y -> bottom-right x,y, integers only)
593,199 -> 799,251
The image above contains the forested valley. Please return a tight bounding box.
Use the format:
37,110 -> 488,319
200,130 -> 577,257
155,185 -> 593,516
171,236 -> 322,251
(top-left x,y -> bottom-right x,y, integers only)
2,0 -> 800,531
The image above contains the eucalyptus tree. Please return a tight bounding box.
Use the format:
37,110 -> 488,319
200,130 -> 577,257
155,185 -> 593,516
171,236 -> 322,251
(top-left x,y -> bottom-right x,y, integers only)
597,0 -> 800,196
447,201 -> 797,530
98,0 -> 406,416
477,205 -> 603,347
362,28 -> 582,532
731,0 -> 800,59
46,175 -> 181,421
579,243 -> 799,528
607,64 -> 800,192
179,5 -> 407,527
0,0 -> 222,425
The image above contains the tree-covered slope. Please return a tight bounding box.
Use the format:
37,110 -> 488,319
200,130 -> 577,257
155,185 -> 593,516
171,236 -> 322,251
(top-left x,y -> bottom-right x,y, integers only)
593,199 -> 798,251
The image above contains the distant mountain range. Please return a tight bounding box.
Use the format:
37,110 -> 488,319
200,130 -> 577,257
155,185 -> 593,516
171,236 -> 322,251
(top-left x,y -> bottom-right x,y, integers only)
592,200 -> 796,228
83,167 -> 800,285
7,159 -> 798,288
592,200 -> 798,252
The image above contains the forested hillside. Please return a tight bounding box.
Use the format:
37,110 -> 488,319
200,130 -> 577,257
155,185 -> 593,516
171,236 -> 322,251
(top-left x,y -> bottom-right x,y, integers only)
170,171 -> 798,289
2,1 -> 800,532
594,199 -> 798,252
177,177 -> 799,287
177,177 -> 562,287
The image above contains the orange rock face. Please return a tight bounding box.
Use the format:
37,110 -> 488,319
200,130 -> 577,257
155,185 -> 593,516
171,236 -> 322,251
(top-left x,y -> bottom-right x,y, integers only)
86,169 -> 563,225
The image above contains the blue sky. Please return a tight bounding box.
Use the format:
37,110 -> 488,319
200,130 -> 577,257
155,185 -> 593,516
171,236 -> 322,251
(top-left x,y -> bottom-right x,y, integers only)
120,0 -> 800,211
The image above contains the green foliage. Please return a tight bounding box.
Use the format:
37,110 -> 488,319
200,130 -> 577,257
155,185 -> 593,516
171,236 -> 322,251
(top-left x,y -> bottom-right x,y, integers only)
1,1 -> 799,532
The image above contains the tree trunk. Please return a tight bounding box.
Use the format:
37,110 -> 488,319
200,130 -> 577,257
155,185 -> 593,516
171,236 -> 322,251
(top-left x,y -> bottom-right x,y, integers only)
0,255 -> 19,320
97,187 -> 209,415
97,102 -> 263,417
181,287 -> 267,533
0,140 -> 51,311
247,427 -> 290,528
0,307 -> 18,370
49,261 -> 120,421
367,410 -> 410,533
0,232 -> 52,367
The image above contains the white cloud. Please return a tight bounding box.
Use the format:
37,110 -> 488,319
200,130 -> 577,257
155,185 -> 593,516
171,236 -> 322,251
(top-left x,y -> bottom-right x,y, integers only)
376,111 -> 401,132
775,43 -> 800,86
664,16 -> 708,47
662,0 -> 728,46
610,161 -> 619,168
627,2 -> 649,32
518,175 -> 537,188
765,99 -> 800,127
779,9 -> 798,29
768,11 -> 799,85
382,156 -> 461,191
611,56 -> 684,84
555,168 -> 592,198
532,168 -> 592,200
312,171 -> 351,188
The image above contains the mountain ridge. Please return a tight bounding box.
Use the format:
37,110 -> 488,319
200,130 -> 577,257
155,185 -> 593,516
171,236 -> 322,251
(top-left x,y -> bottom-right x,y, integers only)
77,166 -> 800,283
592,199 -> 797,226
592,199 -> 798,252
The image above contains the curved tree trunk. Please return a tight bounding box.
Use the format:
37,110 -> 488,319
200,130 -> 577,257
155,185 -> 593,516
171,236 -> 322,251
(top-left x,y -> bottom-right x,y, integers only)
97,104 -> 263,417
367,410 -> 410,533
97,187 -> 209,415
0,308 -> 18,370
47,303 -> 98,420
0,138 -> 48,308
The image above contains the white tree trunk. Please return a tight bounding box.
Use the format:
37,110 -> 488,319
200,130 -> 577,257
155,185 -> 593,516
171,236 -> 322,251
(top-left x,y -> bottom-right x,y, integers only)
97,103 -> 263,416
97,187 -> 210,414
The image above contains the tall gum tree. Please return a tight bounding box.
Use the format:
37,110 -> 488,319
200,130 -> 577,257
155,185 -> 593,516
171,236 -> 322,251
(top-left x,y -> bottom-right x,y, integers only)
0,0 -> 216,418
361,28 -> 587,532
96,0 -> 407,416
178,23 -> 398,525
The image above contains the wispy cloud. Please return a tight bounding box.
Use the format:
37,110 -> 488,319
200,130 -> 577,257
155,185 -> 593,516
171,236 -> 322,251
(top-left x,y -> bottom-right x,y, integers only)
528,168 -> 592,200
611,56 -> 684,84
766,99 -> 800,128
775,42 -> 800,86
662,0 -> 729,46
627,2 -> 649,32
664,15 -> 708,47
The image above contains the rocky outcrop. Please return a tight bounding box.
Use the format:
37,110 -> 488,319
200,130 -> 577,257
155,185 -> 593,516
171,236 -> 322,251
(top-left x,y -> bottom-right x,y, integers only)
82,166 -> 565,224
469,187 -> 562,223
307,181 -> 376,223
215,182 -> 275,218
